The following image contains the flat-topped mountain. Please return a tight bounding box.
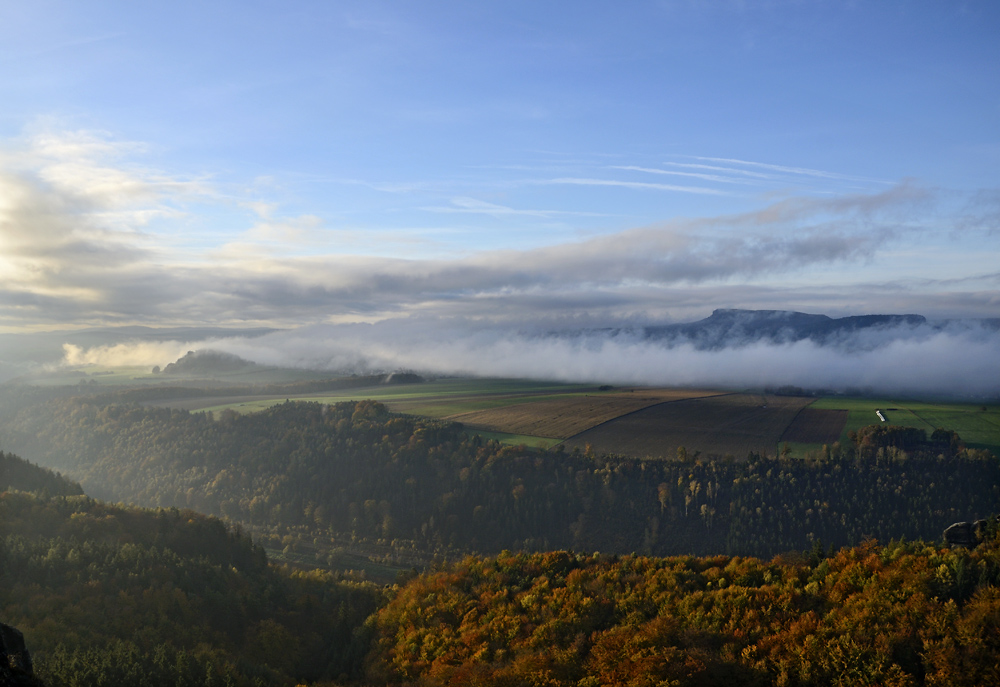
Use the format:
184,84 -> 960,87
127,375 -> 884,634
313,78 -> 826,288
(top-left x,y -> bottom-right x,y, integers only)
641,308 -> 929,348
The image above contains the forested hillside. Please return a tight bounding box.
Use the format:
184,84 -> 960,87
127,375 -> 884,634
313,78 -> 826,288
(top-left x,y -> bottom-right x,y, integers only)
3,445 -> 998,686
1,450 -> 82,496
0,484 -> 382,686
2,397 -> 996,560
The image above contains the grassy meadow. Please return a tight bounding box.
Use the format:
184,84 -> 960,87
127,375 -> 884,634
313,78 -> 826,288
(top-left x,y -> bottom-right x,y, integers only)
808,396 -> 1000,454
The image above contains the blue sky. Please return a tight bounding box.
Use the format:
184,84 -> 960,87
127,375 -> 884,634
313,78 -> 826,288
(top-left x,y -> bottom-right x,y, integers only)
0,0 -> 998,333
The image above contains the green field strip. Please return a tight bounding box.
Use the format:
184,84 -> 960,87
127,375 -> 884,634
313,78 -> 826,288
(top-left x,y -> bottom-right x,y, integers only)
402,379 -> 592,398
191,386 -> 476,413
198,399 -> 282,413
388,401 -> 508,418
198,392 -> 423,414
365,389 -> 590,413
911,408 -> 997,431
204,368 -> 325,382
462,429 -> 561,449
203,384 -> 576,448
878,408 -> 936,431
810,397 -> 1000,453
163,383 -> 1000,460
907,409 -> 1000,453
780,441 -> 827,460
29,368 -> 154,386
419,392 -> 608,419
195,395 -> 502,416
810,397 -> 931,443
194,384 -> 603,418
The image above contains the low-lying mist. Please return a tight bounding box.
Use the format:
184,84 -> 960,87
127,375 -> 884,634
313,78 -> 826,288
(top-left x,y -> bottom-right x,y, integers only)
53,317 -> 1000,399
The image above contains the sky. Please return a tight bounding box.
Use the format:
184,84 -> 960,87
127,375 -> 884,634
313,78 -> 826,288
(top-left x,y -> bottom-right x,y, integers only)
0,1 -> 999,391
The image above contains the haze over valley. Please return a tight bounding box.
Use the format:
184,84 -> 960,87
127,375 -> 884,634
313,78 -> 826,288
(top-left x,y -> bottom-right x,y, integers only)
4,307 -> 1000,398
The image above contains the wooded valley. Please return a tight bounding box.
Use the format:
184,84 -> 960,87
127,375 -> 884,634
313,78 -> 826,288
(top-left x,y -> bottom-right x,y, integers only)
1,394 -> 995,561
1,387 -> 998,686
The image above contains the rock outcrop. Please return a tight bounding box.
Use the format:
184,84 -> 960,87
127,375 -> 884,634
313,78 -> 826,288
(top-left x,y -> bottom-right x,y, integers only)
944,517 -> 997,548
0,624 -> 42,687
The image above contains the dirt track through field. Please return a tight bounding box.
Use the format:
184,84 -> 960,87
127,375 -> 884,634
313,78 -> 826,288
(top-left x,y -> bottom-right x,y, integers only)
779,408 -> 848,444
562,394 -> 813,459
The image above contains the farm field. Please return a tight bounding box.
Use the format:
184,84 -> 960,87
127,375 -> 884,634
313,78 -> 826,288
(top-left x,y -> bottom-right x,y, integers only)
563,393 -> 813,460
177,380 -> 729,447
808,397 -> 1000,455
142,378 -> 1000,458
467,430 -> 561,449
779,408 -> 848,444
160,378 -> 587,414
448,388 -> 727,439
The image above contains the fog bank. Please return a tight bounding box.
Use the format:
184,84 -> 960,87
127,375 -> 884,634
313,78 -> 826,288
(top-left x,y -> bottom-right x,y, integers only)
58,318 -> 1000,399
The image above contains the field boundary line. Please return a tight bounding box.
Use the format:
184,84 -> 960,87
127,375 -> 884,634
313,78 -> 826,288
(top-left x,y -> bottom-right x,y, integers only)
961,411 -> 1000,430
561,391 -> 738,443
777,398 -> 818,445
908,408 -> 940,431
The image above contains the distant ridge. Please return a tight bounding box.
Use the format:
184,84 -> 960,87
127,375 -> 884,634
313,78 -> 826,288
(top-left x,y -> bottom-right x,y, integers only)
643,308 -> 928,349
569,308 -> 946,350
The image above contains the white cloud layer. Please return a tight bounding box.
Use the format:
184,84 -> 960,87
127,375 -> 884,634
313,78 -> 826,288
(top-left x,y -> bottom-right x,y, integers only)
61,341 -> 196,368
0,128 -> 996,335
0,128 -> 992,398
55,318 -> 1000,398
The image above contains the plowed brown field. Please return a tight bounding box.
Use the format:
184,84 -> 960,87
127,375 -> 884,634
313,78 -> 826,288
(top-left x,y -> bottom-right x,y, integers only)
779,408 -> 848,444
562,394 -> 813,459
447,389 -> 727,439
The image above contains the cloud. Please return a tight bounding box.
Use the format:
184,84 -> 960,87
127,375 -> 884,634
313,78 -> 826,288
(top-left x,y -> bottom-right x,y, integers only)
420,196 -> 608,218
61,341 -> 194,367
542,177 -> 728,195
0,168 -> 149,299
7,128 -> 988,400
23,129 -> 209,215
0,128 -> 994,331
0,128 -> 209,284
239,213 -> 325,246
691,156 -> 891,185
610,165 -> 761,186
58,317 -> 1000,399
958,188 -> 1000,235
661,161 -> 777,180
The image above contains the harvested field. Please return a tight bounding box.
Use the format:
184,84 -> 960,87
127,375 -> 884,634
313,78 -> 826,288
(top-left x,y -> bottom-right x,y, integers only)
447,389 -> 726,439
563,394 -> 813,460
779,408 -> 848,444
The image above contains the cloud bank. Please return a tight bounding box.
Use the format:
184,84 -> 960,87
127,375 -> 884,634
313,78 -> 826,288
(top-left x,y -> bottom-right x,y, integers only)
1,128 -> 998,399
2,129 -> 994,330
54,317 -> 1000,399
